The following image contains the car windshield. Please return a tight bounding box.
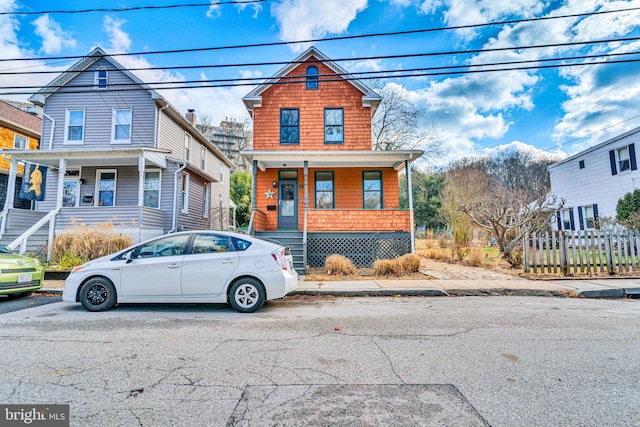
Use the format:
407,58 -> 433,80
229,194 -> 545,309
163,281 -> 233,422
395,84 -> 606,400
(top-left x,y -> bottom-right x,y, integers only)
0,245 -> 11,254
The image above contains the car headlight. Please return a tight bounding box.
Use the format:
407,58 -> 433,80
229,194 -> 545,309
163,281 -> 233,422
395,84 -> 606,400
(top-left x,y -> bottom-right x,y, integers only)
32,258 -> 40,266
71,265 -> 86,273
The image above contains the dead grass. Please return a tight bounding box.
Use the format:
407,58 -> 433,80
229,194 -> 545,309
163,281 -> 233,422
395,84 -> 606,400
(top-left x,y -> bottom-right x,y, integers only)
324,254 -> 357,276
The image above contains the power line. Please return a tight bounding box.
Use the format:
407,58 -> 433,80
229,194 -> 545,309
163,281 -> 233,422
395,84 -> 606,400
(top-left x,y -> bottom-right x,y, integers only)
2,55 -> 638,96
3,37 -> 640,76
1,7 -> 639,63
0,0 -> 268,16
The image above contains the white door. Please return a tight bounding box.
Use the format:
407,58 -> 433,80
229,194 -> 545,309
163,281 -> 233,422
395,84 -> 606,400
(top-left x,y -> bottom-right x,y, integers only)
181,233 -> 239,297
120,234 -> 190,298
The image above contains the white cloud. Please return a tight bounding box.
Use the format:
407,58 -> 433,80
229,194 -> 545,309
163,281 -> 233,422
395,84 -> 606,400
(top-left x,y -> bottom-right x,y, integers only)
33,15 -> 76,54
480,141 -> 565,160
103,16 -> 131,52
270,0 -> 368,51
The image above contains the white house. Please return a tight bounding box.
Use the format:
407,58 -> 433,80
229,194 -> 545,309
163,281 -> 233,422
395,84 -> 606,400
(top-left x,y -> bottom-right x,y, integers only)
549,126 -> 639,231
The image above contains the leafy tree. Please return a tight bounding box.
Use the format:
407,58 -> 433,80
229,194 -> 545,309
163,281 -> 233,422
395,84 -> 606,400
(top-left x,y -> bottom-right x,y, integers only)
616,189 -> 640,230
399,168 -> 445,229
230,170 -> 252,227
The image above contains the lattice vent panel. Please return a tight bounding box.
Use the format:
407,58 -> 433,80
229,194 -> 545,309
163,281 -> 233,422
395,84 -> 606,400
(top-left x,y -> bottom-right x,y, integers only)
308,232 -> 411,268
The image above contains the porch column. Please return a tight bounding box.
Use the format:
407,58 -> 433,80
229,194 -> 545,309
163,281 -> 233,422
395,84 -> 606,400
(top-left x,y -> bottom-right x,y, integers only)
56,158 -> 66,209
406,160 -> 415,253
3,157 -> 17,211
137,156 -> 145,207
251,160 -> 257,210
303,160 -> 309,272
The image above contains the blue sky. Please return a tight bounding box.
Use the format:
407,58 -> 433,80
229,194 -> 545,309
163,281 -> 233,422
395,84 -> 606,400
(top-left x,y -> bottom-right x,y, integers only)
2,0 -> 640,165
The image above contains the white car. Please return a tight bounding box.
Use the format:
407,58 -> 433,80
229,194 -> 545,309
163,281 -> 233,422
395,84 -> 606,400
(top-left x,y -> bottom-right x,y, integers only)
62,231 -> 298,313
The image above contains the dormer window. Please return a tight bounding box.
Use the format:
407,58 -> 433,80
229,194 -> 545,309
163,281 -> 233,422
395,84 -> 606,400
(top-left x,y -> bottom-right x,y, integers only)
95,68 -> 108,90
306,66 -> 318,89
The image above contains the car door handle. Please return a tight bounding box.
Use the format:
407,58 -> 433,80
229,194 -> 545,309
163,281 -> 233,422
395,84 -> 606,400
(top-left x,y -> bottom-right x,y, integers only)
221,259 -> 236,264
167,264 -> 180,269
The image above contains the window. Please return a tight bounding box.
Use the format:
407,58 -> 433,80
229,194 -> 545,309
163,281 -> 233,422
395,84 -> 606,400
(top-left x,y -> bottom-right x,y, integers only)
561,209 -> 573,230
13,134 -> 27,149
306,66 -> 319,89
280,109 -> 299,144
144,170 -> 161,208
136,234 -> 190,258
65,109 -> 85,144
96,170 -> 116,206
579,160 -> 585,169
184,133 -> 191,161
220,164 -> 225,183
200,146 -> 206,170
363,171 -> 382,209
181,172 -> 189,213
112,108 -> 132,143
583,205 -> 596,229
191,233 -> 233,254
315,171 -> 334,209
203,183 -> 210,218
325,108 -> 344,144
95,68 -> 108,90
618,146 -> 630,172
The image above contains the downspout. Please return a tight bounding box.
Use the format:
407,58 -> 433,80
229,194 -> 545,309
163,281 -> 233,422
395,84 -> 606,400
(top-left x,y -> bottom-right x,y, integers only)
169,160 -> 187,233
41,112 -> 55,150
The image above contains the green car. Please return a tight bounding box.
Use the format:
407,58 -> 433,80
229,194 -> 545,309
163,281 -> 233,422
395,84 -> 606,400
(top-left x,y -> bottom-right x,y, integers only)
0,245 -> 44,299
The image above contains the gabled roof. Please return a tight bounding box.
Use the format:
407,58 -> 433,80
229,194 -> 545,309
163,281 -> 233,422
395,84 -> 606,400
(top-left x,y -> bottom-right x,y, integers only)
28,47 -> 163,106
0,100 -> 41,138
242,46 -> 381,113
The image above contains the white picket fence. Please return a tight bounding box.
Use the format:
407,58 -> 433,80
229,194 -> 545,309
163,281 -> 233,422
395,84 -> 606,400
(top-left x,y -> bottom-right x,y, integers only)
524,231 -> 640,275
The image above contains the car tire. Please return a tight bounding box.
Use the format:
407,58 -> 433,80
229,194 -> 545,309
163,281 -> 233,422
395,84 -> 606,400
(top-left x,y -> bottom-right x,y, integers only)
79,277 -> 117,312
228,278 -> 265,313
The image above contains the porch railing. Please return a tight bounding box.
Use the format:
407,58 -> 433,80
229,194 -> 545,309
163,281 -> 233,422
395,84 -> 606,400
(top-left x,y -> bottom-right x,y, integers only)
8,208 -> 60,259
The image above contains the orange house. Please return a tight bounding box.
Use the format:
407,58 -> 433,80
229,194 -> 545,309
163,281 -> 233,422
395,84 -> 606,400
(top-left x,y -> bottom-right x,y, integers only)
242,47 -> 422,272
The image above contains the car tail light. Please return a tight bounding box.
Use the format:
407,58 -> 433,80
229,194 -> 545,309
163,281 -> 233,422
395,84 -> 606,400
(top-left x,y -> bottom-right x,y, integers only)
271,248 -> 288,271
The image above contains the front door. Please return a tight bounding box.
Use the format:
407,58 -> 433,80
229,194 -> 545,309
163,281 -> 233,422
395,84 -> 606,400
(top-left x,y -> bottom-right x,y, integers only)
278,180 -> 297,230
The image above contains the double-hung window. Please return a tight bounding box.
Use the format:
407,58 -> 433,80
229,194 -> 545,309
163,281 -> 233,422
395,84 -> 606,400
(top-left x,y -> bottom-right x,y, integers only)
200,146 -> 206,170
324,108 -> 343,144
112,108 -> 132,143
280,109 -> 299,144
561,209 -> 573,230
315,171 -> 334,209
13,134 -> 27,149
184,133 -> 191,161
363,171 -> 382,209
181,172 -> 189,213
95,68 -> 108,90
583,205 -> 596,229
306,66 -> 319,89
220,164 -> 225,183
144,170 -> 161,208
618,146 -> 630,172
203,183 -> 210,218
65,109 -> 85,144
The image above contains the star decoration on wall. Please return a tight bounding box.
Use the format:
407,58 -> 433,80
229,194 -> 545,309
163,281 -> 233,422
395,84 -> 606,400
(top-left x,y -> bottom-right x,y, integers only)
264,189 -> 275,199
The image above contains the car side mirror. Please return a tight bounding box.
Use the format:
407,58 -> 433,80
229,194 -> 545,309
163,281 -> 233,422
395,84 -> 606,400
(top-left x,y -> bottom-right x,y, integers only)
125,248 -> 140,264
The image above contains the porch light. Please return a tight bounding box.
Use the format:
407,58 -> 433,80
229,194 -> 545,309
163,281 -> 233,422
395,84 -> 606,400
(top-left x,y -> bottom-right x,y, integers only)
272,181 -> 277,188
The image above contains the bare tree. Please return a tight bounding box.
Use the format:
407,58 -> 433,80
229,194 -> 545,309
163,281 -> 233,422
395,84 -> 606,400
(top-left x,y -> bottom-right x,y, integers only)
371,83 -> 445,162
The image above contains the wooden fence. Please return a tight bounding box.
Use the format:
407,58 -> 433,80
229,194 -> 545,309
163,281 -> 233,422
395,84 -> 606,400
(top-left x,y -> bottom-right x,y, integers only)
524,231 -> 640,275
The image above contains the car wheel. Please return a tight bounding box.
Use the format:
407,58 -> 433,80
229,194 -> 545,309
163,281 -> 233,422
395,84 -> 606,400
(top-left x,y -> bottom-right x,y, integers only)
79,277 -> 117,312
229,278 -> 265,313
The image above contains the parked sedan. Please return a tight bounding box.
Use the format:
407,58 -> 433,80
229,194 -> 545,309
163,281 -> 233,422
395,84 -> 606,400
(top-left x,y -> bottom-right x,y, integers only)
62,231 -> 298,313
0,245 -> 44,298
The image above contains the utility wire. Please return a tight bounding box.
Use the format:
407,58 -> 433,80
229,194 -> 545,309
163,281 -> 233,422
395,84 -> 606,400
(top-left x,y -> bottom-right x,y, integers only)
1,7 -> 639,63
2,38 -> 640,76
2,55 -> 637,96
0,0 -> 268,15
4,50 -> 640,91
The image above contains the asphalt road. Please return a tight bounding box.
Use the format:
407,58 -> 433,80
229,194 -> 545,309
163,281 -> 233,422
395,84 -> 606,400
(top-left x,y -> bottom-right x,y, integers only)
0,296 -> 638,426
0,293 -> 62,314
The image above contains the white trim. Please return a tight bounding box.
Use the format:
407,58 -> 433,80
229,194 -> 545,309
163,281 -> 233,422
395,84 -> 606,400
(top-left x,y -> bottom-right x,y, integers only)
94,67 -> 108,90
143,169 -> 162,208
184,132 -> 191,162
203,182 -> 210,218
200,145 -> 206,170
64,109 -> 86,145
13,134 -> 27,149
181,172 -> 189,213
95,169 -> 117,206
62,167 -> 82,208
220,163 -> 225,184
111,107 -> 132,144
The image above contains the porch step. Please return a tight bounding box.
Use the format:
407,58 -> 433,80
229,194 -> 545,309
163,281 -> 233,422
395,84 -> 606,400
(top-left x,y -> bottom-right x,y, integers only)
254,231 -> 305,274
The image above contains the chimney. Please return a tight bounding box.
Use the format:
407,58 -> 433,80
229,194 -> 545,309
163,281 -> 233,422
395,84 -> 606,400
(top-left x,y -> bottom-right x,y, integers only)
185,109 -> 196,126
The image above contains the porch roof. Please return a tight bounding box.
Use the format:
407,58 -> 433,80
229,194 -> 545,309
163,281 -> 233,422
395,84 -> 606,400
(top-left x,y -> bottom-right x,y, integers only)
241,150 -> 424,171
0,147 -> 171,169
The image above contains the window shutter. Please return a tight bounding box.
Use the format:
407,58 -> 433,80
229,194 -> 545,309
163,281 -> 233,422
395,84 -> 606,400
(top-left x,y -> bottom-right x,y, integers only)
593,204 -> 599,228
630,143 -> 637,171
569,210 -> 575,231
577,206 -> 584,230
609,150 -> 617,175
556,212 -> 561,230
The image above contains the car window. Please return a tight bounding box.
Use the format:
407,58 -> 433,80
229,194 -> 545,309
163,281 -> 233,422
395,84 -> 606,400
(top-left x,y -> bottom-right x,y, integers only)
231,237 -> 252,251
190,234 -> 234,254
0,245 -> 11,254
137,235 -> 190,258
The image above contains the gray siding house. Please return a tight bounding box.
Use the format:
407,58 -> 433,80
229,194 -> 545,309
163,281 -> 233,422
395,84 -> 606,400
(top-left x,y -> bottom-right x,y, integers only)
549,126 -> 640,231
0,47 -> 233,257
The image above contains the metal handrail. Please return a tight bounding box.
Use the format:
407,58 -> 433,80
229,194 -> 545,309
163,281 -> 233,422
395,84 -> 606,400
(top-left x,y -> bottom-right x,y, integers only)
8,208 -> 60,257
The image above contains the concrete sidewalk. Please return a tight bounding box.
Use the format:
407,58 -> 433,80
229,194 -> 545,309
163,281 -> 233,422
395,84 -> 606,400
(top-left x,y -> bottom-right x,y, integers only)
39,276 -> 640,299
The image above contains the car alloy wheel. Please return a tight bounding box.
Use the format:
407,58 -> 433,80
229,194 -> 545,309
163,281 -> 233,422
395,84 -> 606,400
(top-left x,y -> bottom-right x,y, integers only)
229,278 -> 265,313
79,278 -> 117,312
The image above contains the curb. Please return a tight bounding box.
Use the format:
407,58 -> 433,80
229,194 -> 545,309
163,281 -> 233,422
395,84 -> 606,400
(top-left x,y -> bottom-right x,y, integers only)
290,289 -> 449,297
570,287 -> 640,299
